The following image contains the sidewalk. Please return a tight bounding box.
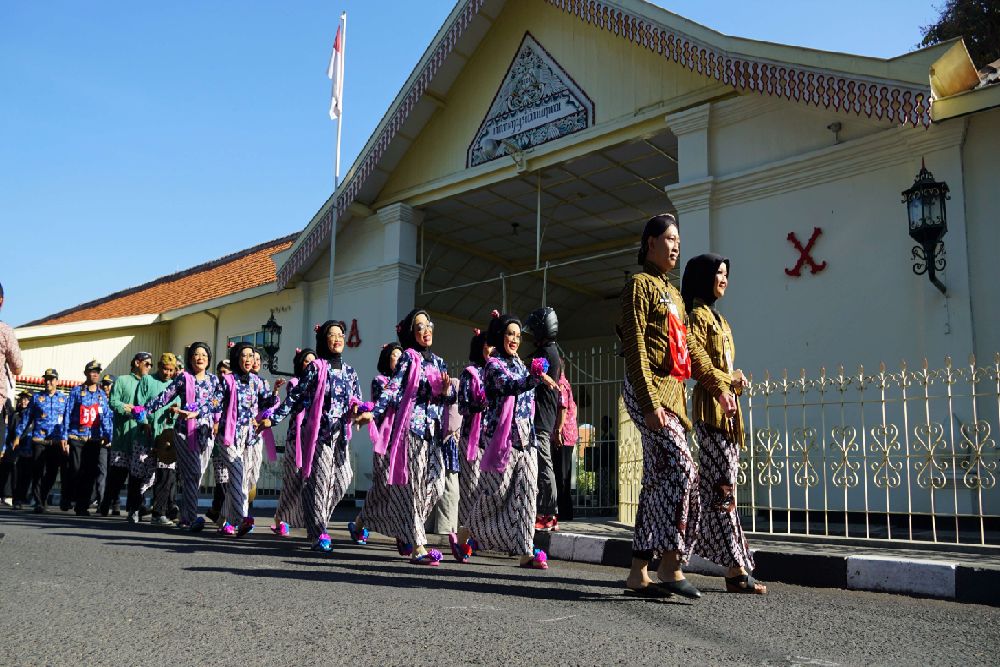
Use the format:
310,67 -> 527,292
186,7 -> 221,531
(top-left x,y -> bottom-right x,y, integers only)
522,517 -> 1000,606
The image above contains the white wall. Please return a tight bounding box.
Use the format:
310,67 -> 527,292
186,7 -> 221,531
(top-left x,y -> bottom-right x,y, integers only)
19,325 -> 169,379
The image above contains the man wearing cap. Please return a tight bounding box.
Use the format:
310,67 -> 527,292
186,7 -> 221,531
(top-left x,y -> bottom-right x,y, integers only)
95,373 -> 115,509
13,369 -> 68,512
137,353 -> 180,526
1,390 -> 30,506
100,352 -> 154,523
62,360 -> 113,516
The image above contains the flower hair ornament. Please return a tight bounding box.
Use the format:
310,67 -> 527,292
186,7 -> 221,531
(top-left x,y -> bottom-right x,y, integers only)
381,343 -> 389,349
490,309 -> 500,319
473,328 -> 481,336
295,347 -> 301,354
227,341 -> 235,348
395,323 -> 403,334
314,324 -> 321,333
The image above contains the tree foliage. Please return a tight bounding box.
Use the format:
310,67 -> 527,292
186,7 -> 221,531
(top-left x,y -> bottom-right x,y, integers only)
920,0 -> 1000,68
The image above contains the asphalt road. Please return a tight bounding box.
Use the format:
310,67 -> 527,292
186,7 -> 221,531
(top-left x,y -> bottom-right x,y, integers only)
0,507 -> 996,667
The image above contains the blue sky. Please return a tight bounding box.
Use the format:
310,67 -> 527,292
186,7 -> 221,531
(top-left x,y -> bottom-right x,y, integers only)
0,0 -> 941,327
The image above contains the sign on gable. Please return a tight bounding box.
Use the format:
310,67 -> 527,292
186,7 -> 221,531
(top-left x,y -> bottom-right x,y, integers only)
467,32 -> 594,168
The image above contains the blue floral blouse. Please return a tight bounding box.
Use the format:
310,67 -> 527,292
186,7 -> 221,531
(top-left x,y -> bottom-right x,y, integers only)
371,350 -> 456,438
270,361 -> 362,446
145,373 -> 222,429
482,354 -> 538,449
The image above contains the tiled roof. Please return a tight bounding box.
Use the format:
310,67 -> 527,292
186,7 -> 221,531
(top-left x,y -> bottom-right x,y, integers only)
979,59 -> 999,88
28,235 -> 296,326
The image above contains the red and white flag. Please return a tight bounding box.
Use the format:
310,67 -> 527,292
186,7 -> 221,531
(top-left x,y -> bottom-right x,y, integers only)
327,23 -> 344,120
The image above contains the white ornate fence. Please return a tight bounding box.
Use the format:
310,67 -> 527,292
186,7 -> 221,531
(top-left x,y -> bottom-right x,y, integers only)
620,354 -> 1000,545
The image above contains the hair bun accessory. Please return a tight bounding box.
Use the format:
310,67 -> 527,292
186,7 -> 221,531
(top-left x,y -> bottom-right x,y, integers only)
396,323 -> 403,334
473,328 -> 481,336
314,324 -> 321,333
227,341 -> 235,349
490,309 -> 500,319
295,347 -> 301,354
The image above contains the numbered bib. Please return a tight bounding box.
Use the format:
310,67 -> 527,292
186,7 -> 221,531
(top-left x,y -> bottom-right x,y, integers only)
79,404 -> 99,428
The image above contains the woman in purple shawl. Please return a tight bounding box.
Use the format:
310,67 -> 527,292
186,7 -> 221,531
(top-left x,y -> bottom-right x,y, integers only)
359,309 -> 455,566
270,347 -> 316,537
262,321 -> 363,552
467,310 -> 557,569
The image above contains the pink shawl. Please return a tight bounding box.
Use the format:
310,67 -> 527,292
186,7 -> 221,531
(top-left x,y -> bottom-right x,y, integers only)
284,377 -> 305,468
220,372 -> 239,447
371,349 -> 421,486
463,366 -> 485,462
480,358 -> 518,474
296,359 -> 329,478
181,371 -> 198,452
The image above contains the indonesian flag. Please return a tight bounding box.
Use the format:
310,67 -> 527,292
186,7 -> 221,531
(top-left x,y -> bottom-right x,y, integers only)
327,23 -> 344,120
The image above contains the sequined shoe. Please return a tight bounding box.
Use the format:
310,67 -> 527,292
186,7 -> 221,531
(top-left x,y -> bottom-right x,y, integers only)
519,548 -> 549,570
409,549 -> 443,566
189,517 -> 206,532
347,521 -> 368,545
218,522 -> 236,536
312,533 -> 333,552
270,521 -> 291,537
236,517 -> 255,537
395,538 -> 413,556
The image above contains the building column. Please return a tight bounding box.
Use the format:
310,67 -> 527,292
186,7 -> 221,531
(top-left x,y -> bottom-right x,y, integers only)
664,103 -> 714,260
377,202 -> 424,328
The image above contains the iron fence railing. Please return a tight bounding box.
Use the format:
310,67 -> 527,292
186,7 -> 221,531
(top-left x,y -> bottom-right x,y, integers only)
620,353 -> 1000,546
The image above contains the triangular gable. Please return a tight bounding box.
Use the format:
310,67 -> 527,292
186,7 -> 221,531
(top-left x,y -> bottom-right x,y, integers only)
467,32 -> 595,168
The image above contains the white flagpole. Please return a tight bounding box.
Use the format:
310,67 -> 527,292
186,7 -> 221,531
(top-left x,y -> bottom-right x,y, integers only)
327,10 -> 346,318
335,11 -> 346,189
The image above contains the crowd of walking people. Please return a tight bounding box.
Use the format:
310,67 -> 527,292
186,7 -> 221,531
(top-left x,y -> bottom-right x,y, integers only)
0,214 -> 765,594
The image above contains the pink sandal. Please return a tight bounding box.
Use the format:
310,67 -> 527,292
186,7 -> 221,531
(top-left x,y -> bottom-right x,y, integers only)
519,548 -> 549,570
410,549 -> 443,566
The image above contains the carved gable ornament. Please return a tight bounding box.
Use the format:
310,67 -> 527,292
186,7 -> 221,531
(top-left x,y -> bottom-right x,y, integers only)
467,32 -> 594,168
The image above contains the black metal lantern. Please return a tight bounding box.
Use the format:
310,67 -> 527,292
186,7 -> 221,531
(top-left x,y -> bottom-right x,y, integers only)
260,313 -> 292,376
902,159 -> 949,294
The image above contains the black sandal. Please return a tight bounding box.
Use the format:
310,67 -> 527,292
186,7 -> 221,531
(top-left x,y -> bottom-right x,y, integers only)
725,573 -> 767,594
623,583 -> 673,598
658,578 -> 702,599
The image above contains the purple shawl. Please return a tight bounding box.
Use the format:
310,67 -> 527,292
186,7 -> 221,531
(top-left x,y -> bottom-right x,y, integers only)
371,349 -> 421,486
464,366 -> 485,462
297,359 -> 329,479
180,371 -> 198,452
480,358 -> 520,474
284,377 -> 305,468
220,372 -> 239,447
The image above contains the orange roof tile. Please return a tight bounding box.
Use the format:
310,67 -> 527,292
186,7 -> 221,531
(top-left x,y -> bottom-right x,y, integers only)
29,235 -> 296,326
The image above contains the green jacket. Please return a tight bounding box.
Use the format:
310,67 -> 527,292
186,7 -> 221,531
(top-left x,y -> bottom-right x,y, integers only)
109,372 -> 145,454
137,372 -> 177,441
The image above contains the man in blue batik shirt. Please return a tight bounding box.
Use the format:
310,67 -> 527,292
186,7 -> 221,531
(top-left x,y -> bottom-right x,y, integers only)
62,360 -> 112,516
14,369 -> 68,513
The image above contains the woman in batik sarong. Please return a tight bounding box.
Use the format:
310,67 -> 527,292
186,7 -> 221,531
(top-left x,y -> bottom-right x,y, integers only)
143,342 -> 220,531
348,342 -> 403,547
211,342 -> 278,537
263,321 -> 364,552
270,347 -> 316,537
449,326 -> 492,563
682,253 -> 765,594
467,310 -> 557,570
359,309 -> 455,566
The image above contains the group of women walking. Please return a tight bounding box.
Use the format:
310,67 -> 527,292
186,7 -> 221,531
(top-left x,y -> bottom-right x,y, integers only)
130,211 -> 764,591
142,306 -> 555,571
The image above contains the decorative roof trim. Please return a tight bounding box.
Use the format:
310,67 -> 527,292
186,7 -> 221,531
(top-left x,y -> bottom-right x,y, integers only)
546,0 -> 931,127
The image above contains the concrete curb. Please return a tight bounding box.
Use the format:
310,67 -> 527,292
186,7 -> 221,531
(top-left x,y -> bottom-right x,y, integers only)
532,530 -> 1000,606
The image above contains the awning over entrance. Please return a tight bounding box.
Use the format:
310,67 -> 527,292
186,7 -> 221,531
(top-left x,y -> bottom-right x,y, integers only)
417,129 -> 678,329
